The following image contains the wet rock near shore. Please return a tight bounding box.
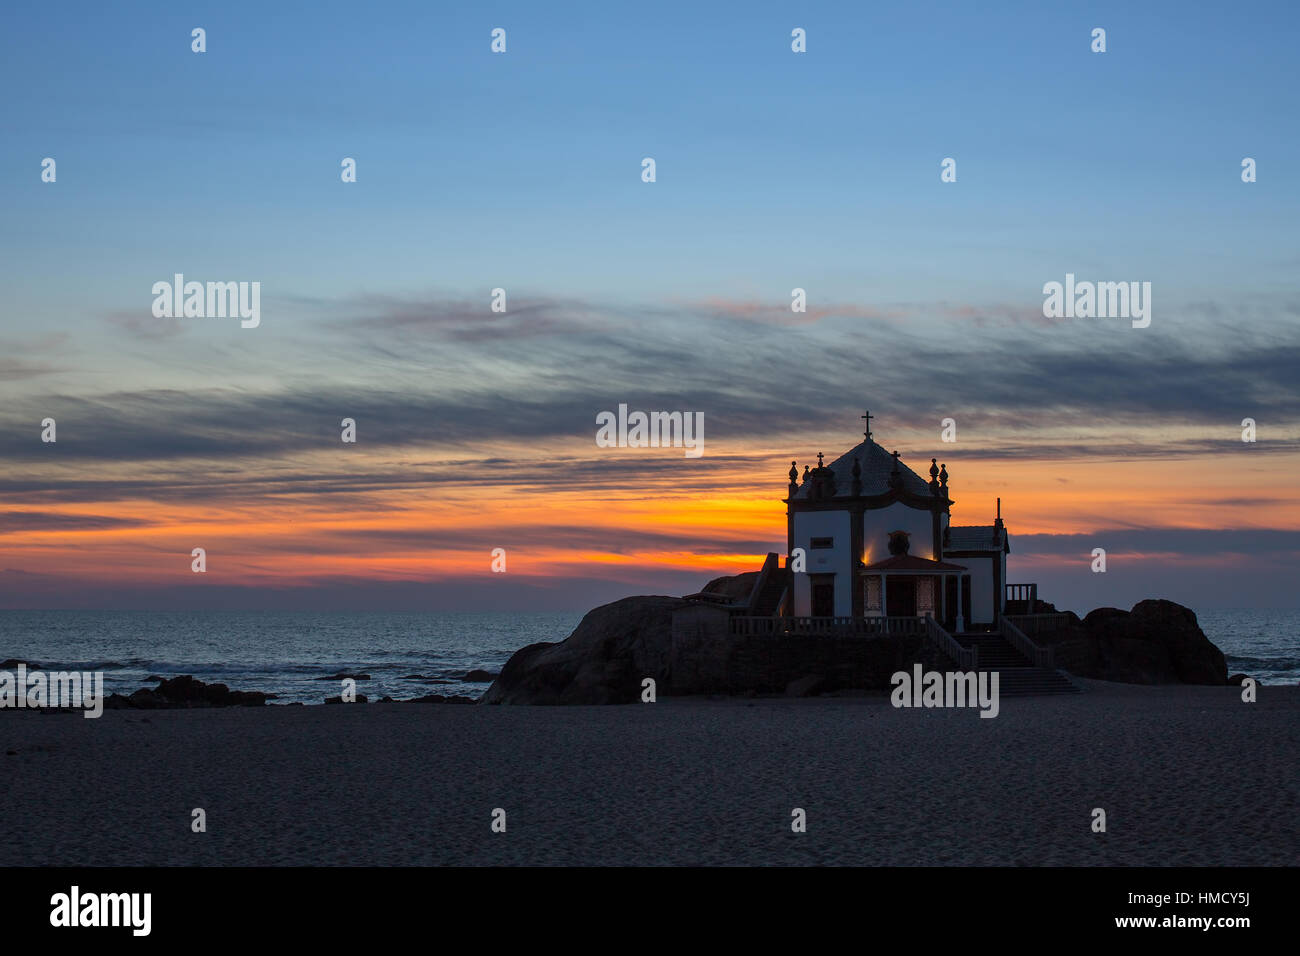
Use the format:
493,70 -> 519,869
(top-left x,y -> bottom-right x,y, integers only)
103,675 -> 276,709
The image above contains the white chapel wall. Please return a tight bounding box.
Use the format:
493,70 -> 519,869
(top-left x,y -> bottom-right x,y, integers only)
960,555 -> 995,624
862,501 -> 935,563
792,510 -> 851,616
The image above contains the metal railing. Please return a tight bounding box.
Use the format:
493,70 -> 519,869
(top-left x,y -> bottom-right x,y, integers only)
1006,582 -> 1038,608
1000,616 -> 1054,668
925,615 -> 977,669
728,615 -> 925,637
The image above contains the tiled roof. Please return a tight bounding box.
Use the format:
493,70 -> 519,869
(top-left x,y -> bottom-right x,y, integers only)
946,525 -> 1006,552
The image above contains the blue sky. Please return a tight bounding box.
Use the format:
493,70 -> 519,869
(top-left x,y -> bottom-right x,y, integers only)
3,0 -> 1297,314
2,2 -> 1299,612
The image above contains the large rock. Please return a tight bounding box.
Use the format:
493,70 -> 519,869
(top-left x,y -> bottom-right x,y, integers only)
485,586 -> 1227,703
106,675 -> 275,708
482,596 -> 689,705
483,593 -> 942,704
1041,599 -> 1226,685
784,674 -> 826,698
698,572 -> 758,601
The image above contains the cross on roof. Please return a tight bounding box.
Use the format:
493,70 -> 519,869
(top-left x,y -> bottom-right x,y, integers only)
861,410 -> 873,441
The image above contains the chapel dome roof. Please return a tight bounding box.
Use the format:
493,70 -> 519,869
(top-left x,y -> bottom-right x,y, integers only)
792,437 -> 931,500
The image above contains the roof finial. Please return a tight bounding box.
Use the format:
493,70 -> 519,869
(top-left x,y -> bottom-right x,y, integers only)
817,451 -> 824,468
861,409 -> 873,441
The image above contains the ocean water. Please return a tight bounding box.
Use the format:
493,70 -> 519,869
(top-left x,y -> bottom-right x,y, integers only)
0,610 -> 582,704
0,607 -> 1296,704
1195,609 -> 1300,686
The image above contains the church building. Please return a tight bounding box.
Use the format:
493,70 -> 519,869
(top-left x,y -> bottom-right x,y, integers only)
786,413 -> 1009,631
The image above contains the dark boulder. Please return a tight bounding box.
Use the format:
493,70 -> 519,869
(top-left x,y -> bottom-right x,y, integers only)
785,675 -> 825,698
155,675 -> 273,707
99,676 -> 276,708
1042,599 -> 1227,685
482,596 -> 689,704
483,593 -> 939,704
127,688 -> 163,709
699,571 -> 759,602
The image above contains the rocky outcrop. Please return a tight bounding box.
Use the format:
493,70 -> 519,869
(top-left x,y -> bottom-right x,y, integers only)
103,675 -> 275,708
482,593 -> 945,704
698,572 -> 759,601
482,596 -> 688,705
485,581 -> 1234,703
1039,599 -> 1227,685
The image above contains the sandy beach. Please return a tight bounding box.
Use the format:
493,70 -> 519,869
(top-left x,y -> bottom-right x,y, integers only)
2,681 -> 1296,867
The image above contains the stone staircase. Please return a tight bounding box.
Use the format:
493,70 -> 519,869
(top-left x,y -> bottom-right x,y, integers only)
745,553 -> 790,617
952,632 -> 1080,697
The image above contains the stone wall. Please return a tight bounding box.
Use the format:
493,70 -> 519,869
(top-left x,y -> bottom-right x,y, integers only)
668,604 -> 944,696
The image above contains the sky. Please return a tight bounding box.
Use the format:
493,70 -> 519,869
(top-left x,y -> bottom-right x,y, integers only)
1,1 -> 1298,613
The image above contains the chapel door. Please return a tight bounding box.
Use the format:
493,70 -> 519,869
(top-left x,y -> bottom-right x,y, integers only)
886,576 -> 916,617
810,575 -> 835,617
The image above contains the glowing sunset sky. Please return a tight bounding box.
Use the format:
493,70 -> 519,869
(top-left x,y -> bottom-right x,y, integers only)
2,2 -> 1298,612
